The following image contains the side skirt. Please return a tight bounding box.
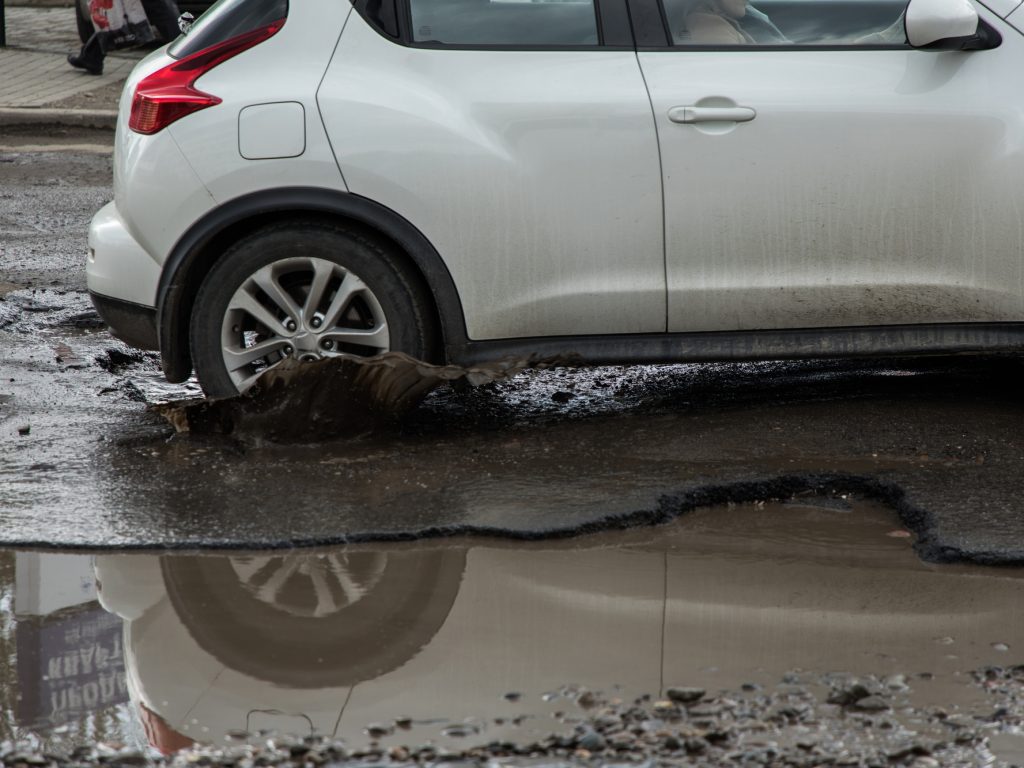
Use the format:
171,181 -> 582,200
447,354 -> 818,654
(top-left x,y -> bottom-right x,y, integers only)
447,323 -> 1024,367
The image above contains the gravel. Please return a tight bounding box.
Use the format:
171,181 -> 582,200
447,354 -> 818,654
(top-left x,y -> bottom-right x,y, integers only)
4,668 -> 1023,767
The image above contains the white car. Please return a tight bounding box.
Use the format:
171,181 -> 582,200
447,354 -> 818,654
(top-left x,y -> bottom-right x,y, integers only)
86,0 -> 1024,397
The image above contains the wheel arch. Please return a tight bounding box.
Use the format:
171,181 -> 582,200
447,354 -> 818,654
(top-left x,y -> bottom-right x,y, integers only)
156,188 -> 467,382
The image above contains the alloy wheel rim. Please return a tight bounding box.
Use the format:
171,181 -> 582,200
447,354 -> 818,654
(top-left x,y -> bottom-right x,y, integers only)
227,552 -> 389,619
220,256 -> 390,392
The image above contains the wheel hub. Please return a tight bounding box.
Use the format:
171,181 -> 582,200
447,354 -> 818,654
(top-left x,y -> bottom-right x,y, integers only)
287,327 -> 327,362
290,329 -> 321,355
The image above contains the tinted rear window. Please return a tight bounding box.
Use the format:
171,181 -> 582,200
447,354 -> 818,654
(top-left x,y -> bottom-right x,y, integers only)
169,0 -> 289,58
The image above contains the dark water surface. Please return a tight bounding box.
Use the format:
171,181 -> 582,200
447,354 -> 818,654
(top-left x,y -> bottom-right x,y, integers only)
4,499 -> 1024,762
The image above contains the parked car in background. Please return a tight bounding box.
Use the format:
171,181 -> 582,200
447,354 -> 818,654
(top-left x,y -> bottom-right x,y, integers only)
86,0 -> 1024,398
75,0 -> 215,43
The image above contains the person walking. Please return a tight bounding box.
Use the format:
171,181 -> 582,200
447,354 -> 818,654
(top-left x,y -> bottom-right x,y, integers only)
68,0 -> 181,75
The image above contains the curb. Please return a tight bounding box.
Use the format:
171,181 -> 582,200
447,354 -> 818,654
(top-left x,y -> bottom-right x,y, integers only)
0,107 -> 117,129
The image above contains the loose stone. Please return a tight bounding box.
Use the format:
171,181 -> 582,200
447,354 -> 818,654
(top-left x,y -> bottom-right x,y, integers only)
851,696 -> 891,713
665,687 -> 705,704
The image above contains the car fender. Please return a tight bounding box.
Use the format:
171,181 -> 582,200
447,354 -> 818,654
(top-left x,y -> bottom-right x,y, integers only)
156,187 -> 468,382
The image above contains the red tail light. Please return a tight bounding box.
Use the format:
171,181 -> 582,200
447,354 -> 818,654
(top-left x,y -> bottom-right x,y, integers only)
129,19 -> 285,135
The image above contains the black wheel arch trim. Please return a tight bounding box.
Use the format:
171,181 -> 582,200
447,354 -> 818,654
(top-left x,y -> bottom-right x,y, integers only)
156,187 -> 469,382
90,291 -> 160,351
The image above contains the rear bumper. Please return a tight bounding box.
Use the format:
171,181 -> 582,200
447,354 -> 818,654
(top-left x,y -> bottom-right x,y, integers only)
90,292 -> 159,351
86,200 -> 162,351
86,200 -> 162,308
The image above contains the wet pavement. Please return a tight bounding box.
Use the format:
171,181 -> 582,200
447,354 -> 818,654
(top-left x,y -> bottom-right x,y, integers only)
3,502 -> 1024,765
0,4 -> 143,117
4,151 -> 1024,559
7,140 -> 1024,765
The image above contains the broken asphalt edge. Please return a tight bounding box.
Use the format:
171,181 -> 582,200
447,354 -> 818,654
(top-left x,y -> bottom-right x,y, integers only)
0,472 -> 1018,567
0,107 -> 117,130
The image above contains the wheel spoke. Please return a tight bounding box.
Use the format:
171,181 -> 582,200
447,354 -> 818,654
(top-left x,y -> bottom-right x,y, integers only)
233,368 -> 268,392
322,323 -> 390,351
254,554 -> 302,605
228,290 -> 290,336
308,564 -> 340,617
303,259 -> 337,326
251,265 -> 302,323
231,556 -> 268,584
321,273 -> 366,329
223,338 -> 288,372
331,567 -> 367,605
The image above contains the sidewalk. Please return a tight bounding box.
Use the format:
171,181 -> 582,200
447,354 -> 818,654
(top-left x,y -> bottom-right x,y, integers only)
0,4 -> 145,129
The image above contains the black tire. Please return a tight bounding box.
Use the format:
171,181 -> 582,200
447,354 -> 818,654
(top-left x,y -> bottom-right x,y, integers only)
189,222 -> 437,398
75,0 -> 93,44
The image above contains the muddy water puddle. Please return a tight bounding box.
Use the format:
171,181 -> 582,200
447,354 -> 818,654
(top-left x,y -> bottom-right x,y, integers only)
2,499 -> 1024,765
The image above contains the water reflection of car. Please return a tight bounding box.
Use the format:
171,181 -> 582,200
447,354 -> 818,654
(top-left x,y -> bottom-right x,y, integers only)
96,548 -> 471,749
74,0 -> 215,44
93,507 -> 1024,753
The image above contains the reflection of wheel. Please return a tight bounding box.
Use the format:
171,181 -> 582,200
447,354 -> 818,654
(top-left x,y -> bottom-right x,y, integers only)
228,551 -> 389,619
189,223 -> 437,397
75,0 -> 93,44
160,548 -> 466,688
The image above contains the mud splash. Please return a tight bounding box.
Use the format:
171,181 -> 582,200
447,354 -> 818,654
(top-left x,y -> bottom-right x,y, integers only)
151,353 -> 543,441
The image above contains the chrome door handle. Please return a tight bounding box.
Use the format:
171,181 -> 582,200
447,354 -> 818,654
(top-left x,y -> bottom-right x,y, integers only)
668,106 -> 757,124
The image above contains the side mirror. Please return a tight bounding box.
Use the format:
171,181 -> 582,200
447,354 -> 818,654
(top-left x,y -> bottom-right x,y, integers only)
904,0 -> 998,49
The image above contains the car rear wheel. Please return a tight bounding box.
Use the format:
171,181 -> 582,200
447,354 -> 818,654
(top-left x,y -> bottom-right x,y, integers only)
189,222 -> 436,397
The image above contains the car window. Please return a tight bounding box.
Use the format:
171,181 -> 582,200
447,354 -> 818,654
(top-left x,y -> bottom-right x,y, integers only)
169,0 -> 289,58
408,0 -> 600,46
663,0 -> 909,46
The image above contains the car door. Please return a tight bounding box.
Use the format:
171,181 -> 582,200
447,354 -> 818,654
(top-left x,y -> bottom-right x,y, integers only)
633,0 -> 1024,333
318,0 -> 666,342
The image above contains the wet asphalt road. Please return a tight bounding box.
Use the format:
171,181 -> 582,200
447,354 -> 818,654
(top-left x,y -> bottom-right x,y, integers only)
3,146 -> 1024,557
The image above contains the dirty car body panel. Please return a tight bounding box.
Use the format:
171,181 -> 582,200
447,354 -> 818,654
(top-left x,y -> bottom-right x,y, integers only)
85,0 -> 1024,393
642,26 -> 1024,332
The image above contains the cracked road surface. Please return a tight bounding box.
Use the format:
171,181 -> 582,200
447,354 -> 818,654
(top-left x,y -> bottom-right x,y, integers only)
2,148 -> 1024,557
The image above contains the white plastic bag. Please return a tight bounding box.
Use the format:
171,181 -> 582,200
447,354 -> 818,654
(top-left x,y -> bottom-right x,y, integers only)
88,0 -> 156,49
